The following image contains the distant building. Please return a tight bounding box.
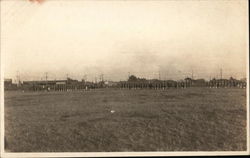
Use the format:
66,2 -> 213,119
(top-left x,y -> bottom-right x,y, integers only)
20,78 -> 102,91
184,78 -> 206,87
104,81 -> 118,87
22,78 -> 82,91
4,78 -> 12,86
193,79 -> 206,87
4,78 -> 17,90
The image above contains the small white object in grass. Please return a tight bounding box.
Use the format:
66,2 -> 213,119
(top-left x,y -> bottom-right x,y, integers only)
111,110 -> 115,113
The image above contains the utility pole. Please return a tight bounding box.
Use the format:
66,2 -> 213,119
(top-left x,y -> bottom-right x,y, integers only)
191,69 -> 194,79
101,74 -> 104,82
95,76 -> 97,83
45,72 -> 48,89
99,74 -> 104,82
220,68 -> 223,80
158,71 -> 161,80
83,74 -> 87,82
45,72 -> 48,81
16,71 -> 18,83
16,71 -> 20,86
166,70 -> 168,80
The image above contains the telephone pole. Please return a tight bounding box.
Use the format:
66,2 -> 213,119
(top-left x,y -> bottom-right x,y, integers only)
191,69 -> 194,79
100,74 -> 104,82
83,74 -> 87,81
220,68 -> 223,80
95,76 -> 97,83
45,72 -> 48,81
16,71 -> 20,86
99,74 -> 104,82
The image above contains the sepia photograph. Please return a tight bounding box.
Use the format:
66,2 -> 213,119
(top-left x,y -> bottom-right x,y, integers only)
0,0 -> 249,157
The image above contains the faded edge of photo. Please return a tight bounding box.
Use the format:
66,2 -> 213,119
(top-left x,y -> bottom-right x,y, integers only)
0,0 -> 249,157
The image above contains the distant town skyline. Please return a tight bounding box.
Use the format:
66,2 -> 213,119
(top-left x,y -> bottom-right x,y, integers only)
1,0 -> 248,82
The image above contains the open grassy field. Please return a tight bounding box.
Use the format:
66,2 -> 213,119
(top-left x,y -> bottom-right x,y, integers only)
4,88 -> 247,152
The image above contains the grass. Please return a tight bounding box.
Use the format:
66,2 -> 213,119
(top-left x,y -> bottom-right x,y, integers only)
4,88 -> 247,152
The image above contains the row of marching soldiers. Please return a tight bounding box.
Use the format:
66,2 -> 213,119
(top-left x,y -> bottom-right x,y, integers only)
119,79 -> 246,89
208,78 -> 246,88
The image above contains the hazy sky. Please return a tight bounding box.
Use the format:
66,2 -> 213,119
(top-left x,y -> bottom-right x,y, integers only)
1,0 -> 248,82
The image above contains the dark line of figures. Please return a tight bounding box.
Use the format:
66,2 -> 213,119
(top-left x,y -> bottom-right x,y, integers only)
120,82 -> 246,89
6,81 -> 246,92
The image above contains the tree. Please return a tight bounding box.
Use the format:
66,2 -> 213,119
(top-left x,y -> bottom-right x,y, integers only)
128,75 -> 138,82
